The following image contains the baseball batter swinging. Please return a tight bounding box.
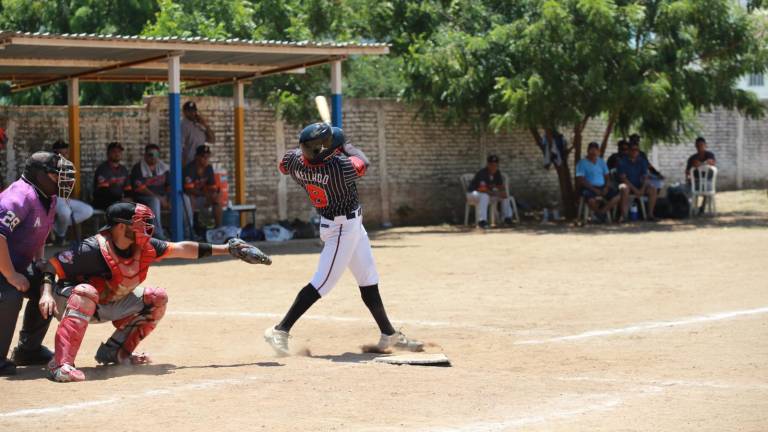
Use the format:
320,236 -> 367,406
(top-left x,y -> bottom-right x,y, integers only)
264,123 -> 422,356
40,202 -> 271,382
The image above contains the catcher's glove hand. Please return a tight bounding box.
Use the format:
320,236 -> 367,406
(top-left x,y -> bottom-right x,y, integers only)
227,238 -> 272,265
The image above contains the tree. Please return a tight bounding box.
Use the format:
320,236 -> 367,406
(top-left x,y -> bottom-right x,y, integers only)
402,0 -> 768,218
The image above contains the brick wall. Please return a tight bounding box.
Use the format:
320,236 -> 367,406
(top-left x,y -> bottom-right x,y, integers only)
1,98 -> 766,227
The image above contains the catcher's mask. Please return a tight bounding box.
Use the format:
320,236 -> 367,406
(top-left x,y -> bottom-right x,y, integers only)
102,202 -> 156,247
23,151 -> 76,200
299,122 -> 337,164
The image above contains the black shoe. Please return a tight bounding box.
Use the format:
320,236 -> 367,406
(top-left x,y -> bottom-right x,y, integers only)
504,217 -> 513,225
0,359 -> 17,376
10,345 -> 54,366
478,220 -> 489,229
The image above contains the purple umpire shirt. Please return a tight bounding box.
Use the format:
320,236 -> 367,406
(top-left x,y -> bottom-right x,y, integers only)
0,178 -> 56,272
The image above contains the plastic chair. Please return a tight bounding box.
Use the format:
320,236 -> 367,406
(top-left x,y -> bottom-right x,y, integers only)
578,196 -> 613,225
492,173 -> 520,224
460,173 -> 488,225
689,165 -> 718,217
460,173 -> 520,226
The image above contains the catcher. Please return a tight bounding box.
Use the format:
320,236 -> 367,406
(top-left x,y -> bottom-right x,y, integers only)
39,202 -> 270,382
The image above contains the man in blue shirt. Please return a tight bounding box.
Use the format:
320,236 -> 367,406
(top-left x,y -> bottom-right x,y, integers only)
617,141 -> 657,221
576,142 -> 619,218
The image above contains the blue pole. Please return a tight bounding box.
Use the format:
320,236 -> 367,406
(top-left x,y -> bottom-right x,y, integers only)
168,56 -> 184,241
331,94 -> 342,128
331,60 -> 342,128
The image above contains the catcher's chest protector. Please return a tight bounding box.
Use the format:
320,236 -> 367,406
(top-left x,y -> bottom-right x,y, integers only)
94,233 -> 157,303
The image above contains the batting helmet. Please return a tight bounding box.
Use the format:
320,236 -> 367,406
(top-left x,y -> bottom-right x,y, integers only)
299,122 -> 341,164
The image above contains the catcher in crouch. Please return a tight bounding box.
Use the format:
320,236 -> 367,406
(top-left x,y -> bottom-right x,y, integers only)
39,202 -> 271,382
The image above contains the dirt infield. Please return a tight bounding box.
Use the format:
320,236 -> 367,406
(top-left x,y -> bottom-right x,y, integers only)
2,190 -> 767,431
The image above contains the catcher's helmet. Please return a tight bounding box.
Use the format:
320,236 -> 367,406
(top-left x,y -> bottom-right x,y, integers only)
299,122 -> 340,164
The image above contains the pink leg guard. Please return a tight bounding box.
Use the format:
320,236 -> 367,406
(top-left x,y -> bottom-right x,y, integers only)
111,287 -> 167,361
54,284 -> 98,367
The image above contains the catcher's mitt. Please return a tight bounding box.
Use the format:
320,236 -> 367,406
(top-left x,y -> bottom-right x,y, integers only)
227,238 -> 272,265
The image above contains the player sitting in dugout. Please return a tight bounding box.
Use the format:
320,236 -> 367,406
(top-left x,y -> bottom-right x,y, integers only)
466,154 -> 514,229
39,202 -> 271,382
183,144 -> 223,230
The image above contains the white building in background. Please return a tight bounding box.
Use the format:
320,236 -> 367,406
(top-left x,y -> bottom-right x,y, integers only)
738,73 -> 768,100
736,0 -> 768,99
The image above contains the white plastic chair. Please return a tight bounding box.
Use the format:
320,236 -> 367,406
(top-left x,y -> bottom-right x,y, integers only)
494,173 -> 520,224
578,196 -> 613,224
461,174 -> 487,225
689,165 -> 718,216
460,173 -> 520,226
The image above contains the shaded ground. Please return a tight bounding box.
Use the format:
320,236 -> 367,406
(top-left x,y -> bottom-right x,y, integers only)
1,189 -> 767,431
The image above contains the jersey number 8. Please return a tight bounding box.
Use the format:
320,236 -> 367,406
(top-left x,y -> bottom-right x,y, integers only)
305,184 -> 328,208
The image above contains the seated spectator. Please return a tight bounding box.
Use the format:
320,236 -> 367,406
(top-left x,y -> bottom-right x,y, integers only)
606,139 -> 628,171
131,144 -> 170,240
617,141 -> 657,222
576,142 -> 620,219
685,136 -> 717,213
183,144 -> 222,230
466,154 -> 513,229
93,142 -> 131,210
685,136 -> 716,180
50,140 -> 94,245
629,133 -> 665,189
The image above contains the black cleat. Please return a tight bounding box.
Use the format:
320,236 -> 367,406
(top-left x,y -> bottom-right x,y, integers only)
11,345 -> 54,366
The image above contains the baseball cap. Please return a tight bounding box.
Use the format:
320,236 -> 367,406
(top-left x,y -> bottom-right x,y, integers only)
183,101 -> 198,112
107,141 -> 124,152
196,144 -> 211,156
52,139 -> 69,151
487,154 -> 499,163
100,202 -> 144,231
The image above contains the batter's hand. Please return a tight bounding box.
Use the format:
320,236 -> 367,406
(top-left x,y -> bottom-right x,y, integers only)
39,293 -> 58,320
7,271 -> 29,292
227,238 -> 272,265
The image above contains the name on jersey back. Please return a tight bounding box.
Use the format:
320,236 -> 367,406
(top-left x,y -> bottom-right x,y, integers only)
294,170 -> 330,185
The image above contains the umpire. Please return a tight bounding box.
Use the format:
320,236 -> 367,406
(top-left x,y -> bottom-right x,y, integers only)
0,151 -> 76,375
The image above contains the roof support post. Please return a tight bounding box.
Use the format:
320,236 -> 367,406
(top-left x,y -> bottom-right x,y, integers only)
330,60 -> 342,128
67,78 -> 81,198
233,81 -> 247,224
168,54 -> 184,241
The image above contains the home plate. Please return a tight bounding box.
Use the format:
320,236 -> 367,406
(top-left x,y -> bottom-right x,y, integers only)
372,353 -> 451,367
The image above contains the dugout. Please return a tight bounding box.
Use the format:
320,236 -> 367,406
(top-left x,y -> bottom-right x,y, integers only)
0,30 -> 389,240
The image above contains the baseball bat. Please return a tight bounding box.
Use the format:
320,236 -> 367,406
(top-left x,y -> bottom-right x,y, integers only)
315,95 -> 331,124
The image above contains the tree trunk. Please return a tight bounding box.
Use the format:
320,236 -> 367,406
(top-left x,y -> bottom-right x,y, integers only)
572,116 -> 588,165
600,114 -> 617,156
542,129 -> 577,220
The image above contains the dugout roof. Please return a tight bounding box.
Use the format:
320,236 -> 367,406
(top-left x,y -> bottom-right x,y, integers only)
0,30 -> 389,91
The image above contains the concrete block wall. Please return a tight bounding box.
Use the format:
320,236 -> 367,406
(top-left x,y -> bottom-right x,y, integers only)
1,98 -> 766,227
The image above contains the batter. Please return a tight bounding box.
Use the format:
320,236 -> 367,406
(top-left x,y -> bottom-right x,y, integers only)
264,123 -> 422,356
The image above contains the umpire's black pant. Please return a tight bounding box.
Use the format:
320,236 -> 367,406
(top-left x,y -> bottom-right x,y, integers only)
0,268 -> 51,361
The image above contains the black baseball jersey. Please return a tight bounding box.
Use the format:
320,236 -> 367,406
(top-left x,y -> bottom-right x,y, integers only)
279,149 -> 364,219
50,236 -> 169,286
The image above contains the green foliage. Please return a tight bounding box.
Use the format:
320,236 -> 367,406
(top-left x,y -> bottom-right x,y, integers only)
399,0 -> 768,145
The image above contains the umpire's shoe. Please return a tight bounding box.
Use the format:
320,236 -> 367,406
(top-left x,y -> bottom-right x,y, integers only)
11,345 -> 54,366
264,326 -> 291,357
0,358 -> 17,376
377,331 -> 424,352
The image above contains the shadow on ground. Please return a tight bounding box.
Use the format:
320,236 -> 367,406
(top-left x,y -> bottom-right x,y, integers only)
309,352 -> 380,364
